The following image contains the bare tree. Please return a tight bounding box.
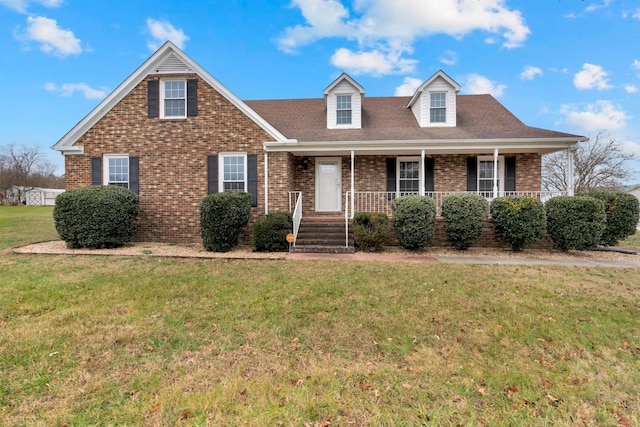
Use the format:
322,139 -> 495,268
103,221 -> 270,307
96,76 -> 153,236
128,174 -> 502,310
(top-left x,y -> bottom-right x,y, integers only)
542,132 -> 637,194
0,144 -> 64,204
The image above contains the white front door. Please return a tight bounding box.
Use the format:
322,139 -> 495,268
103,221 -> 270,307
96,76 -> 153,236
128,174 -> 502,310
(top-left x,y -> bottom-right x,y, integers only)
315,157 -> 342,212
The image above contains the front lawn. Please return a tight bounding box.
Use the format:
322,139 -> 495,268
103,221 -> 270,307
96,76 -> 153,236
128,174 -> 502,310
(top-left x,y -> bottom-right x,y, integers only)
0,206 -> 58,250
1,254 -> 639,426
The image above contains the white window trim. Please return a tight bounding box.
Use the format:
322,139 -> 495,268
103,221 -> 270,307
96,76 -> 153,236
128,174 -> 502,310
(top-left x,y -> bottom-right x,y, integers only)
160,78 -> 187,119
335,93 -> 352,126
103,154 -> 129,187
478,155 -> 505,197
396,156 -> 421,196
218,152 -> 248,193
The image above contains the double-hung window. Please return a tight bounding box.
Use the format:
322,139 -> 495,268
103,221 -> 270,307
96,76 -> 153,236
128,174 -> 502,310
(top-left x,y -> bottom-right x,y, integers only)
336,95 -> 352,125
220,153 -> 247,192
397,158 -> 420,196
478,156 -> 504,198
430,92 -> 446,123
161,80 -> 186,118
104,155 -> 129,189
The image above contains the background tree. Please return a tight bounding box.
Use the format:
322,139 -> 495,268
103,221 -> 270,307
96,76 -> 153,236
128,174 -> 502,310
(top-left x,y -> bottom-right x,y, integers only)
542,132 -> 636,194
0,144 -> 64,204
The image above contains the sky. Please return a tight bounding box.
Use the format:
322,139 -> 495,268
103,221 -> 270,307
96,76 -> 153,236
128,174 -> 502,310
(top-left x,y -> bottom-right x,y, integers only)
2,0 -> 640,180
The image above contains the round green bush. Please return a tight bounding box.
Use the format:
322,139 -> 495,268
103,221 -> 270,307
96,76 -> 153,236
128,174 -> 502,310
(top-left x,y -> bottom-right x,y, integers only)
200,192 -> 251,252
53,185 -> 139,249
391,195 -> 436,249
545,196 -> 606,251
586,190 -> 640,246
441,193 -> 489,250
253,212 -> 293,252
352,212 -> 391,252
490,196 -> 546,252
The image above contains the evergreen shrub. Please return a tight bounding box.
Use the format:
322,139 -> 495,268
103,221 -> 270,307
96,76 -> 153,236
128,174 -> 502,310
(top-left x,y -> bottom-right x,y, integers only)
391,195 -> 436,249
352,212 -> 391,252
490,196 -> 546,252
200,192 -> 251,252
545,196 -> 606,251
586,190 -> 640,246
441,193 -> 489,250
253,212 -> 293,252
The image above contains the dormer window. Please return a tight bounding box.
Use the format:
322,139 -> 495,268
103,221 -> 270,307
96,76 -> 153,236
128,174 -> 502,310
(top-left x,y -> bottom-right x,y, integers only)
430,92 -> 446,123
336,95 -> 352,125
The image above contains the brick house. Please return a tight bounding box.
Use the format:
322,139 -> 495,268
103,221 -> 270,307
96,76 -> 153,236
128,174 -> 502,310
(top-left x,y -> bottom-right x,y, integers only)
53,41 -> 584,248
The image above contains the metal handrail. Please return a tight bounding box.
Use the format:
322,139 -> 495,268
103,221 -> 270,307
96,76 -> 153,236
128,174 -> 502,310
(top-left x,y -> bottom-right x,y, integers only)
345,191 -> 350,248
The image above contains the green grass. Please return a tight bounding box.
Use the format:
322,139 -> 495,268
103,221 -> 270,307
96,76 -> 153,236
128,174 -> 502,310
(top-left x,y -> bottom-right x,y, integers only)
621,229 -> 640,247
0,206 -> 58,251
1,255 -> 639,426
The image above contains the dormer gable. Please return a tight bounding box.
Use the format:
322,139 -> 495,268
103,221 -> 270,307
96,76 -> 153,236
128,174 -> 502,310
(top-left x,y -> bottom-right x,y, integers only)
323,73 -> 365,129
407,70 -> 461,128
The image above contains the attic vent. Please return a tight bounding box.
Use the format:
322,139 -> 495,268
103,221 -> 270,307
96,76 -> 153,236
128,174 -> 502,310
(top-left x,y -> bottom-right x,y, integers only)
154,53 -> 193,74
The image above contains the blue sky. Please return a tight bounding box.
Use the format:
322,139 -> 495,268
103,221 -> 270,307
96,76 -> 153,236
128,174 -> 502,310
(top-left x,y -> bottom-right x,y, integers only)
2,0 -> 640,179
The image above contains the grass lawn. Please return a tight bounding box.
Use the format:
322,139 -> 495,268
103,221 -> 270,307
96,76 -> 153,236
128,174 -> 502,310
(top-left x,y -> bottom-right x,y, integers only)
0,206 -> 58,251
1,207 -> 640,425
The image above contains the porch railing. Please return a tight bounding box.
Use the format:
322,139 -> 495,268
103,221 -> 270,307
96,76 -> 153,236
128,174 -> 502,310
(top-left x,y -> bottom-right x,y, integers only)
350,191 -> 567,218
289,191 -> 302,246
345,191 -> 350,248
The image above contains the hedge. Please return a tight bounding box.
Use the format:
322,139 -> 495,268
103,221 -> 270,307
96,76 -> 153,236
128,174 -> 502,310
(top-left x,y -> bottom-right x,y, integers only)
545,196 -> 606,251
352,212 -> 391,252
490,196 -> 546,252
586,190 -> 640,246
441,193 -> 489,250
391,195 -> 436,249
253,212 -> 293,252
200,192 -> 251,252
53,185 -> 139,249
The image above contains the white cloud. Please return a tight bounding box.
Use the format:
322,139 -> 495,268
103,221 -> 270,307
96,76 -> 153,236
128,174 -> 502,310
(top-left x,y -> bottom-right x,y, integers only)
20,15 -> 82,56
463,74 -> 507,98
330,45 -> 417,75
573,63 -> 613,90
394,77 -> 423,96
633,59 -> 640,77
146,18 -> 189,51
561,100 -> 629,133
520,65 -> 543,80
625,84 -> 638,94
0,0 -> 62,13
439,50 -> 457,66
585,0 -> 612,13
44,82 -> 106,99
277,0 -> 530,76
634,8 -> 640,19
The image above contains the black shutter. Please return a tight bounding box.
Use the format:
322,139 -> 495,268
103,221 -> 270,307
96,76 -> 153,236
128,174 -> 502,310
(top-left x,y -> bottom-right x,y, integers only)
466,156 -> 477,192
247,154 -> 258,207
386,158 -> 396,200
187,79 -> 197,117
148,80 -> 159,118
425,156 -> 435,193
91,157 -> 101,186
207,155 -> 218,195
129,157 -> 139,195
505,156 -> 516,192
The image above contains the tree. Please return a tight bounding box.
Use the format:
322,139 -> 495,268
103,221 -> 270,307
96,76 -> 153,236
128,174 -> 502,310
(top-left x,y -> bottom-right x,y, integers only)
542,132 -> 636,194
0,144 -> 63,204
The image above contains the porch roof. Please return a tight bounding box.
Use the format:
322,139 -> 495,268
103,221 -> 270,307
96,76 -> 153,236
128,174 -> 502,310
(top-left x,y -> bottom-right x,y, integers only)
246,95 -> 585,153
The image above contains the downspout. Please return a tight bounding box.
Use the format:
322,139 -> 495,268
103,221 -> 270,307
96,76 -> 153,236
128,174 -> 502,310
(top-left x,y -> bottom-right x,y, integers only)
493,148 -> 499,198
420,149 -> 425,196
264,148 -> 269,215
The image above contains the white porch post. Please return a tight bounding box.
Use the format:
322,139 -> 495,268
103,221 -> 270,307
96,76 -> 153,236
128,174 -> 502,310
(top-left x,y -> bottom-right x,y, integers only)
420,149 -> 425,196
567,148 -> 575,196
350,150 -> 355,218
264,149 -> 269,215
493,148 -> 499,198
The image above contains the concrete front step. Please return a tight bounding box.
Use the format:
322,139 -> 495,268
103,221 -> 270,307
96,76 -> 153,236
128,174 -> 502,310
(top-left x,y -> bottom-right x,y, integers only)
290,245 -> 355,254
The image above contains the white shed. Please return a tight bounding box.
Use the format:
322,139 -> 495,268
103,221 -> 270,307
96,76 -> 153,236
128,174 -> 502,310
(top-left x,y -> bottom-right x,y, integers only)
9,186 -> 65,206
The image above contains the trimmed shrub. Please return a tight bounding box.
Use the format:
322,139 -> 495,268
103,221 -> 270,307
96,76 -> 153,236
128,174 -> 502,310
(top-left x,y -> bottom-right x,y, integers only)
200,192 -> 251,252
352,212 -> 391,252
391,195 -> 436,249
53,185 -> 139,249
253,212 -> 293,252
441,193 -> 489,250
490,196 -> 546,252
545,196 -> 606,251
586,190 -> 640,246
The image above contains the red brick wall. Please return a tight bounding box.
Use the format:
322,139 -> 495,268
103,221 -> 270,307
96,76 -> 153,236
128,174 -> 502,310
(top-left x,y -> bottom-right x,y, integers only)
65,74 -> 275,243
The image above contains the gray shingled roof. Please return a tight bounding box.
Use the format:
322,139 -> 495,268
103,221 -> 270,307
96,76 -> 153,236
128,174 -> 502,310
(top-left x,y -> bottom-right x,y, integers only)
245,94 -> 582,142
